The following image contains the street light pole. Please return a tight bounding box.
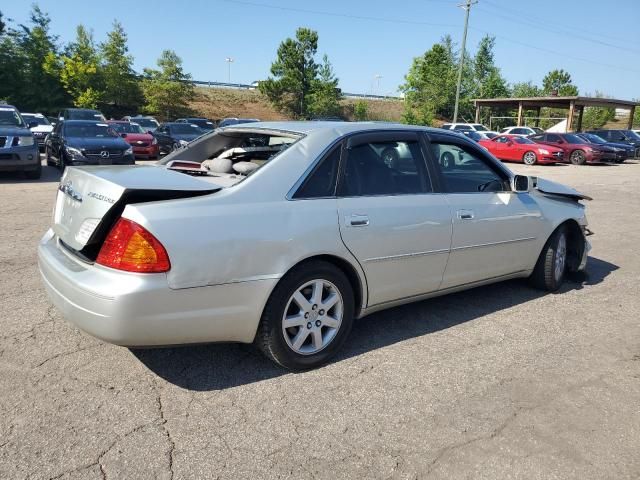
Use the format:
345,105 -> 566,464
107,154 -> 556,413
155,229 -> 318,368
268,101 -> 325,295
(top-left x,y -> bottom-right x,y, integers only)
225,57 -> 234,83
453,0 -> 477,123
374,74 -> 383,96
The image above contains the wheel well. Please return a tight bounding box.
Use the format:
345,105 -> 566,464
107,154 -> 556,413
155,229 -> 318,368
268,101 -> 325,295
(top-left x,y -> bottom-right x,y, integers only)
558,219 -> 585,272
288,255 -> 364,317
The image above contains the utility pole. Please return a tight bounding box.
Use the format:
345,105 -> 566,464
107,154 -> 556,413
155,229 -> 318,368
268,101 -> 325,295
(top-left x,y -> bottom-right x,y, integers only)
453,0 -> 477,123
225,57 -> 234,83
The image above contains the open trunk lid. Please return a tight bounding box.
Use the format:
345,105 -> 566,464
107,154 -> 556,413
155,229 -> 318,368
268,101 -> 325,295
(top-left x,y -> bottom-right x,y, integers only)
53,165 -> 219,257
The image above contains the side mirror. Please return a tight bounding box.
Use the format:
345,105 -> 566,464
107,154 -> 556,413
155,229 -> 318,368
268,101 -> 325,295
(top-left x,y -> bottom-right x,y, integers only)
120,133 -> 127,138
512,175 -> 531,193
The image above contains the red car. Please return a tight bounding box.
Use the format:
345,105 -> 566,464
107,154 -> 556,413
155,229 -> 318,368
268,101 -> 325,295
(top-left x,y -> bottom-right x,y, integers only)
479,134 -> 564,165
528,132 -> 605,165
107,120 -> 159,159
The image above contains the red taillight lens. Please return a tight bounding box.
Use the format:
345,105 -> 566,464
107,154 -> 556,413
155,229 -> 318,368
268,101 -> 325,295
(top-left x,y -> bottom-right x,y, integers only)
96,218 -> 170,273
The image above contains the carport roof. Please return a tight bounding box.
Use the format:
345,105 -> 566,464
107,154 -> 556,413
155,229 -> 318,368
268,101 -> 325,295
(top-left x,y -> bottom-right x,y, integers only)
473,96 -> 640,109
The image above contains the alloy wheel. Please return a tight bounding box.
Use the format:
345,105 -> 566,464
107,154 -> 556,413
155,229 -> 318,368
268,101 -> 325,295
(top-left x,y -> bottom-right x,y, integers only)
282,279 -> 344,355
523,151 -> 537,165
554,233 -> 567,283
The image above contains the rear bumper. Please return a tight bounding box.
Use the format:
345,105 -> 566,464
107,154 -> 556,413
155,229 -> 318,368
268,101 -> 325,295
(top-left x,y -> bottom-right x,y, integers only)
38,229 -> 275,346
0,145 -> 40,172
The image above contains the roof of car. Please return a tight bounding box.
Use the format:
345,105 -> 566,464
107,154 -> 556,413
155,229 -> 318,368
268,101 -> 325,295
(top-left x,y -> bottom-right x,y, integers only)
62,120 -> 109,125
222,121 -> 442,136
106,120 -> 129,124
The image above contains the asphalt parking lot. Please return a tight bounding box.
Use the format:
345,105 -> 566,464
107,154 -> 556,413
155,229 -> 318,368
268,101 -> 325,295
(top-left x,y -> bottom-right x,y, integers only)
1,157 -> 639,479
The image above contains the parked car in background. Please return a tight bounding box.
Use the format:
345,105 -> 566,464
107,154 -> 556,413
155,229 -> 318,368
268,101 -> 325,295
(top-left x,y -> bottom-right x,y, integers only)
500,126 -> 540,136
586,129 -> 640,158
44,120 -> 134,170
152,122 -> 204,155
38,122 -> 592,370
217,118 -> 260,128
58,108 -> 106,122
175,117 -> 216,131
0,104 -> 40,179
124,116 -> 160,133
461,131 -> 496,142
22,113 -> 53,151
529,132 -> 606,165
107,120 -> 159,159
576,133 -> 632,163
441,122 -> 491,133
479,134 -> 564,165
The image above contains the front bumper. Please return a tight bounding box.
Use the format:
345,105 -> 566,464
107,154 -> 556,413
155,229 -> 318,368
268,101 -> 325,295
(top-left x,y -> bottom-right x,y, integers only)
67,154 -> 136,166
0,145 -> 40,172
38,229 -> 275,346
132,144 -> 159,158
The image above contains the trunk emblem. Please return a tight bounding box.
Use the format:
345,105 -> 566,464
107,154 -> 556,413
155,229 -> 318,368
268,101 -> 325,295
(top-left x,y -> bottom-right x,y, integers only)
100,151 -> 110,158
59,181 -> 83,202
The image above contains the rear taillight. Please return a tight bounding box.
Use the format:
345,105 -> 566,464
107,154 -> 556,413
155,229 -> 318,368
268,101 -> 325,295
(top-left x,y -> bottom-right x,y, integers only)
96,218 -> 170,273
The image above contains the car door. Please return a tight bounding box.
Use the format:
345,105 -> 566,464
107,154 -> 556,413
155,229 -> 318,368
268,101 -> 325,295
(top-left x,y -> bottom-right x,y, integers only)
426,133 -> 543,289
492,136 -> 511,160
336,131 -> 452,306
49,121 -> 63,163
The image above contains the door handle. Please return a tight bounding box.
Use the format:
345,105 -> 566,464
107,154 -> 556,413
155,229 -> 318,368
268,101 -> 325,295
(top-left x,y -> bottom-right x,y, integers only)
347,214 -> 369,227
457,209 -> 474,220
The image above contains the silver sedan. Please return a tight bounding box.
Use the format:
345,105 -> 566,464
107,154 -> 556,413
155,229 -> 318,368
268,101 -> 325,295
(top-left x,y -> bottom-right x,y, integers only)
38,122 -> 591,370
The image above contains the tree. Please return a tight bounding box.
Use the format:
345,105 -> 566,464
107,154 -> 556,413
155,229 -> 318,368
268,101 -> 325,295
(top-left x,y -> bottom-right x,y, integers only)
581,91 -> 615,130
542,69 -> 578,96
15,5 -> 68,112
0,11 -> 25,104
353,100 -> 368,121
473,35 -> 508,99
308,55 -> 342,117
400,42 -> 457,123
141,50 -> 194,119
100,21 -> 142,115
511,81 -> 541,98
49,25 -> 103,108
259,28 -> 323,119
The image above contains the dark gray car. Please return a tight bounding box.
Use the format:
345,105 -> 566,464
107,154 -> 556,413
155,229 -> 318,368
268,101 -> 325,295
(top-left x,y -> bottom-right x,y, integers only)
0,105 -> 41,179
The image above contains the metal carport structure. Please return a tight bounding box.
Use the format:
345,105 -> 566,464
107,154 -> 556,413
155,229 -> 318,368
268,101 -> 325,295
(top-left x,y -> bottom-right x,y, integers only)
472,96 -> 639,132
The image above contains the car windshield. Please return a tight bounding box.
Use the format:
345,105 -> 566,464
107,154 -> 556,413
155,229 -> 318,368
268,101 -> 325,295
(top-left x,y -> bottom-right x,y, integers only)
132,118 -> 158,128
626,130 -> 640,141
563,134 -> 586,144
65,123 -> 118,138
0,108 -> 24,127
172,124 -> 202,134
472,124 -> 488,131
514,137 -> 535,144
581,134 -> 605,144
110,122 -> 145,134
69,110 -> 104,120
22,114 -> 50,126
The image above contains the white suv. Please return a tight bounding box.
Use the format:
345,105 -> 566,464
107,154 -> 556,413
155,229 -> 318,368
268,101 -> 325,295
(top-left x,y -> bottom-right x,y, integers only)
500,126 -> 543,136
442,122 -> 491,133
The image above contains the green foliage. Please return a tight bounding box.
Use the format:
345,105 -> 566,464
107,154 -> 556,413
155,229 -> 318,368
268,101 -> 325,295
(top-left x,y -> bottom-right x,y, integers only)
99,21 -> 142,115
401,104 -> 434,126
353,100 -> 368,121
260,28 -> 341,119
511,81 -> 541,97
141,50 -> 194,119
473,35 -> 508,99
308,55 -> 342,117
580,92 -> 615,130
542,69 -> 579,96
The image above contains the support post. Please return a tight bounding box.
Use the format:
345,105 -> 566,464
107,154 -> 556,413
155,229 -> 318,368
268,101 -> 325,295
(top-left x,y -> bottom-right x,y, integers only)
534,107 -> 541,127
516,102 -> 523,126
475,104 -> 480,123
567,100 -> 575,132
577,106 -> 584,132
628,106 -> 636,130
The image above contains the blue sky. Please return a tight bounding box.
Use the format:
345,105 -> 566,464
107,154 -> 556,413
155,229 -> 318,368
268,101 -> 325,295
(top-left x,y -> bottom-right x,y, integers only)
1,0 -> 639,99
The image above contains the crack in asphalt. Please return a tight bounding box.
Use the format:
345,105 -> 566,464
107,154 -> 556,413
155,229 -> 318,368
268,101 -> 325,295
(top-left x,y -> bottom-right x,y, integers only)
35,343 -> 102,368
155,382 -> 176,480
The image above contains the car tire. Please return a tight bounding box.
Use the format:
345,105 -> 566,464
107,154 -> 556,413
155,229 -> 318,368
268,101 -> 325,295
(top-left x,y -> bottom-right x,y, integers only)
45,147 -> 54,166
59,153 -> 66,171
441,151 -> 454,169
256,260 -> 355,371
523,151 -> 537,165
381,147 -> 400,168
24,161 -> 42,180
529,225 -> 569,292
570,149 -> 586,165
171,142 -> 179,151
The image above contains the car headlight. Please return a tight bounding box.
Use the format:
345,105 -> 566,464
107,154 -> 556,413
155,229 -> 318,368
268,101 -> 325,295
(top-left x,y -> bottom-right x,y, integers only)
17,136 -> 35,146
538,148 -> 549,154
151,137 -> 158,145
179,139 -> 189,147
125,146 -> 133,156
65,146 -> 84,159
